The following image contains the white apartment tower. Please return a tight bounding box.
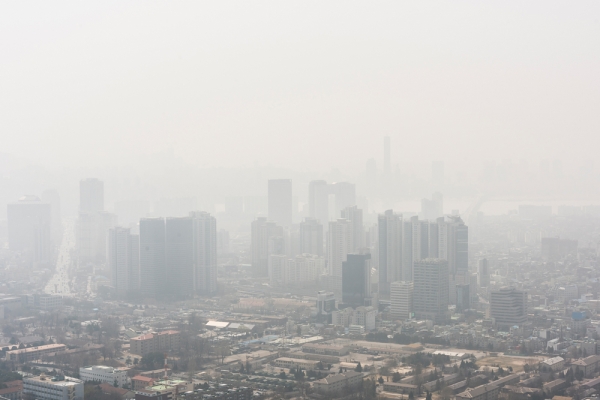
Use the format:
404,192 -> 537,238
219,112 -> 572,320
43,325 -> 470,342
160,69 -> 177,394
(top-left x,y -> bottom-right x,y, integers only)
390,281 -> 413,320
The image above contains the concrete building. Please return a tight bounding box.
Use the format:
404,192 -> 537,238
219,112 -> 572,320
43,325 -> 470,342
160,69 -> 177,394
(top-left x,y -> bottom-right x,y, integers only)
251,217 -> 283,278
129,331 -> 180,356
490,287 -> 527,330
455,383 -> 499,400
413,259 -> 449,323
378,210 -> 403,296
79,365 -> 129,387
108,227 -> 140,297
273,357 -> 320,370
5,344 -> 66,362
7,195 -> 52,266
23,375 -> 83,400
539,357 -> 565,372
268,179 -> 292,227
390,281 -> 413,320
299,218 -> 323,256
342,253 -> 371,308
313,371 -> 363,396
477,258 -> 490,288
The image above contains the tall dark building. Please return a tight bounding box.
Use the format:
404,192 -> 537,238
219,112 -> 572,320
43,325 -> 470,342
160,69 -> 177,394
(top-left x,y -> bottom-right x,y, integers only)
268,179 -> 292,227
342,253 -> 372,308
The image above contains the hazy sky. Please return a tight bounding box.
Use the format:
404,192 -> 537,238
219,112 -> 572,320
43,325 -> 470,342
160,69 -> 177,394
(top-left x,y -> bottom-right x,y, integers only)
1,1 -> 599,172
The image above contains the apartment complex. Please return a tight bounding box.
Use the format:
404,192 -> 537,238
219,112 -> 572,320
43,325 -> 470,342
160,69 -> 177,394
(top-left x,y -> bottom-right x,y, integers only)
129,331 -> 180,356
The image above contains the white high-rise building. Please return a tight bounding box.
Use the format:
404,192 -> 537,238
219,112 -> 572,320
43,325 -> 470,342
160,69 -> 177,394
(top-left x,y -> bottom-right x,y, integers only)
413,259 -> 449,323
341,205 -> 364,252
378,210 -> 403,296
390,281 -> 413,320
191,211 -> 218,295
490,287 -> 527,330
251,217 -> 284,277
299,217 -> 323,256
108,227 -> 139,297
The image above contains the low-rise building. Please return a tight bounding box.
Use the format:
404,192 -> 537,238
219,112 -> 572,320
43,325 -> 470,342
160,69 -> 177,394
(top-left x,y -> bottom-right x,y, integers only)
79,365 -> 129,387
132,376 -> 156,391
383,382 -> 418,394
273,357 -> 320,371
540,357 -> 565,372
312,371 -> 363,396
571,355 -> 600,378
5,344 -> 66,362
302,344 -> 349,356
23,375 -> 84,400
455,383 -> 500,400
0,380 -> 23,400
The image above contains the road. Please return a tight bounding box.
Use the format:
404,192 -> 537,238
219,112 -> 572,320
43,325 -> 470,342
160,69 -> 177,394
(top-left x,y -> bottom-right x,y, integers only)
44,218 -> 76,296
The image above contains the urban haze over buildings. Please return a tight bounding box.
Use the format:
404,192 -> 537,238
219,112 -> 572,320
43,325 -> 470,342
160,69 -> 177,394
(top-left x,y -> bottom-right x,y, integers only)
1,3 -> 600,400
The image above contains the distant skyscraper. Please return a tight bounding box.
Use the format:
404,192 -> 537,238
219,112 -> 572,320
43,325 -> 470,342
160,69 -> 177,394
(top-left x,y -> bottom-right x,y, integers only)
139,212 -> 218,299
299,218 -> 323,256
139,218 -> 166,298
378,210 -> 403,296
477,258 -> 490,288
79,178 -> 104,213
341,206 -> 364,252
108,227 -> 139,297
390,281 -> 413,320
438,215 -> 468,275
268,179 -> 292,227
413,259 -> 449,323
190,211 -> 218,295
251,217 -> 283,277
342,253 -> 372,308
7,195 -> 52,266
490,287 -> 527,330
455,284 -> 470,313
327,218 -> 352,297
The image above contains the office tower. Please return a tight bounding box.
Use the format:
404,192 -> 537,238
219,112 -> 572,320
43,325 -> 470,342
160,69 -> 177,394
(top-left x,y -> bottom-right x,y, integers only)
139,218 -> 166,298
384,136 -> 391,176
390,281 -> 413,320
79,178 -> 104,213
342,253 -> 372,308
428,221 -> 439,258
341,206 -> 364,252
413,259 -> 449,323
299,218 -> 323,256
327,218 -> 352,297
77,211 -> 117,263
490,287 -> 528,330
402,219 -> 413,282
477,258 -> 490,288
308,180 -> 330,225
432,161 -> 444,190
438,215 -> 468,275
268,179 -> 292,227
421,192 -> 443,221
108,227 -> 139,297
251,217 -> 284,277
455,284 -> 470,313
378,210 -> 403,296
191,211 -> 218,295
7,195 -> 52,266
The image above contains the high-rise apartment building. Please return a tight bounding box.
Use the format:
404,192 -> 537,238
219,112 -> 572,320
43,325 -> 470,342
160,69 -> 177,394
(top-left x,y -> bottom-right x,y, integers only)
342,253 -> 371,308
108,227 -> 140,297
268,179 -> 292,227
79,178 -> 104,213
490,287 -> 527,330
191,211 -> 218,295
165,217 -> 195,297
438,215 -> 468,275
251,217 -> 284,277
7,195 -> 52,266
390,281 -> 413,320
299,218 -> 323,256
139,218 -> 166,298
309,180 -> 330,225
378,210 -> 403,296
341,206 -> 364,252
413,259 -> 449,323
326,218 -> 352,297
